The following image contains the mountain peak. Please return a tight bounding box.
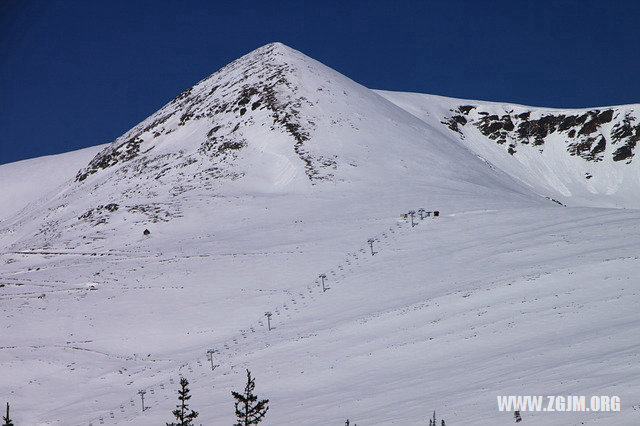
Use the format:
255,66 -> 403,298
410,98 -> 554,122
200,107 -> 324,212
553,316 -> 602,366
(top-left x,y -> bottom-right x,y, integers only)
260,41 -> 293,52
74,42 -> 307,183
6,42 -> 539,251
71,41 -> 419,189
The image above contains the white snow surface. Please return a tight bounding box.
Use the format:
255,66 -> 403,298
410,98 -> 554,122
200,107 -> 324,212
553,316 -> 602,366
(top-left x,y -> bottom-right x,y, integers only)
1,43 -> 639,425
0,144 -> 106,221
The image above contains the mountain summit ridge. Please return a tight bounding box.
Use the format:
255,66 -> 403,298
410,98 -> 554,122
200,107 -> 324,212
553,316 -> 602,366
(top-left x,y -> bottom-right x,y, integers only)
59,41 -> 639,209
72,42 -> 529,191
377,90 -> 639,207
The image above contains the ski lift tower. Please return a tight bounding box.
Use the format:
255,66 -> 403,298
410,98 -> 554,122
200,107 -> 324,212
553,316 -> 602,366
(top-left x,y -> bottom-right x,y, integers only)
367,238 -> 376,256
265,312 -> 273,331
206,348 -> 219,371
319,273 -> 328,292
138,390 -> 147,412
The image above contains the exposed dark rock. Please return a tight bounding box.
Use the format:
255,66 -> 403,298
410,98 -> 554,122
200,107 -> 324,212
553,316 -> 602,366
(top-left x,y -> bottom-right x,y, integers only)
441,105 -> 476,135
459,105 -> 476,114
477,114 -> 515,145
578,109 -> 614,135
179,112 -> 194,125
613,143 -> 636,162
441,106 -> 633,164
207,126 -> 222,137
76,137 -> 145,181
77,203 -> 120,225
611,113 -> 639,162
170,87 -> 193,104
218,141 -> 245,152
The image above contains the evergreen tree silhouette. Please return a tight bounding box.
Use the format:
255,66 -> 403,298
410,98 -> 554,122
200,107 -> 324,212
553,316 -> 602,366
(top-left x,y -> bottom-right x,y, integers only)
2,403 -> 13,426
232,369 -> 269,425
428,410 -> 446,426
167,377 -> 199,426
429,410 -> 436,426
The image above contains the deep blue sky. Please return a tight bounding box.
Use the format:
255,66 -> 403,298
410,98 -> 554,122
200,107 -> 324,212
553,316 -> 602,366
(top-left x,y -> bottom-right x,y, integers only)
1,0 -> 639,165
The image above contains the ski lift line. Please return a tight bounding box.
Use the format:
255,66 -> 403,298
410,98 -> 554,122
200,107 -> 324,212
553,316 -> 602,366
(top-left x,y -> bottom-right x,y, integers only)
91,207 -> 440,423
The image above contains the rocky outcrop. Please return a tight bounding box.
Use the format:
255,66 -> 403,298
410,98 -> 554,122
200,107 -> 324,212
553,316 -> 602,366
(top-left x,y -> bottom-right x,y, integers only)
442,105 -> 638,163
75,43 -> 333,184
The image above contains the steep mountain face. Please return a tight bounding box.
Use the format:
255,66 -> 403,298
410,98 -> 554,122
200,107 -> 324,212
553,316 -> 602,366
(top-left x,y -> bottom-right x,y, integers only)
377,91 -> 640,208
72,42 -> 536,193
0,43 -> 538,252
74,43 -> 332,185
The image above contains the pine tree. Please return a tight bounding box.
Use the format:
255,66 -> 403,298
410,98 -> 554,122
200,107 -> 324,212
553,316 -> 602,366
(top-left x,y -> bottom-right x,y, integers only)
167,377 -> 199,426
3,403 -> 13,426
231,369 -> 269,425
428,410 -> 446,426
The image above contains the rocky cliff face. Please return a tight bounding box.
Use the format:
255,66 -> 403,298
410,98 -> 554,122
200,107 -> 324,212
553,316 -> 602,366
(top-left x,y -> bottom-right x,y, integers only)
442,105 -> 638,163
75,43 -> 333,186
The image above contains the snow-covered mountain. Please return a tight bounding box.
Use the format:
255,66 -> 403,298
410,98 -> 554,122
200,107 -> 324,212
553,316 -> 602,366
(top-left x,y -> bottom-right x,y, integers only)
1,43 -> 639,425
377,91 -> 640,208
1,43 -> 542,253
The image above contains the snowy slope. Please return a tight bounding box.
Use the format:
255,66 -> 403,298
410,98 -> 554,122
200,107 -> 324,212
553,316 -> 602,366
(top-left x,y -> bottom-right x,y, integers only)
0,144 -> 105,221
1,43 -> 639,426
377,91 -> 640,208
